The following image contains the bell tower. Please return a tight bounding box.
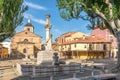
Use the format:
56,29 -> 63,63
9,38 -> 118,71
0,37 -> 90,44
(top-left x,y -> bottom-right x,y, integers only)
24,16 -> 34,32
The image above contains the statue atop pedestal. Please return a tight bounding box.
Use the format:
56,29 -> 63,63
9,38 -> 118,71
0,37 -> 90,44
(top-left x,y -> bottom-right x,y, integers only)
37,15 -> 64,65
37,14 -> 54,65
44,14 -> 52,51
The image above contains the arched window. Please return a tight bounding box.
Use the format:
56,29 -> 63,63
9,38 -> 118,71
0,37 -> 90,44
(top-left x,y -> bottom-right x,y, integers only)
27,28 -> 30,31
24,39 -> 28,42
23,48 -> 26,53
25,32 -> 27,34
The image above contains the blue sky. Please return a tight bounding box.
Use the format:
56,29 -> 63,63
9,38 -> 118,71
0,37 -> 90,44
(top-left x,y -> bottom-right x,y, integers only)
16,0 -> 91,42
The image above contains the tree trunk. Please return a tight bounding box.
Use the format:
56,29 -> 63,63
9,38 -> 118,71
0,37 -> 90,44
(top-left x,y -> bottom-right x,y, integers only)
110,20 -> 120,73
117,33 -> 120,66
112,31 -> 120,73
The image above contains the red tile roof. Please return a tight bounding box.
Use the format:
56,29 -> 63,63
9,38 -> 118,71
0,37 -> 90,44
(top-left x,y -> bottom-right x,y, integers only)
61,35 -> 111,45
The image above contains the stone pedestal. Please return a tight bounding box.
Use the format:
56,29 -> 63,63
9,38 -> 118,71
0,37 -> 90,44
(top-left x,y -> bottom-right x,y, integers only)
22,52 -> 30,61
37,51 -> 58,65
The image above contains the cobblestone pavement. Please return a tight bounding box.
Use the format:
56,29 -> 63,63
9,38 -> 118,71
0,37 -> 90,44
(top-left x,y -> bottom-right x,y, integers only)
0,58 -> 118,80
89,58 -> 117,72
0,59 -> 30,80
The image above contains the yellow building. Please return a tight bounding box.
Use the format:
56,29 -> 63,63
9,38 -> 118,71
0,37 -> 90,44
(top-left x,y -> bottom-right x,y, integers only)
54,32 -> 111,59
55,32 -> 88,45
54,32 -> 88,50
11,17 -> 42,59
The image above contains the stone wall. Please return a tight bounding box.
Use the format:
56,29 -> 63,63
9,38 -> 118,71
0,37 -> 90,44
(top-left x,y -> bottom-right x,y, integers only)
16,63 -> 81,77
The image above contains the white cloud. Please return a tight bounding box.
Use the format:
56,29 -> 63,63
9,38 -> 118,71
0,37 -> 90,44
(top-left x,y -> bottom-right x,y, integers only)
51,28 -> 63,41
52,26 -> 62,35
54,29 -> 61,34
24,13 -> 46,25
25,1 -> 47,10
32,18 -> 46,25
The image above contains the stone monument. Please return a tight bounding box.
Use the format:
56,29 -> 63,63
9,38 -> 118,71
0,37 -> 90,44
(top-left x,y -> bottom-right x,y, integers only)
44,14 -> 52,51
37,14 -> 56,65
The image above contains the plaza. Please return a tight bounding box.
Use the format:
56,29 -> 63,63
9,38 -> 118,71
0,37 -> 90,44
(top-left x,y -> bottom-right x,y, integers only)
0,58 -> 119,80
0,0 -> 120,80
0,13 -> 119,80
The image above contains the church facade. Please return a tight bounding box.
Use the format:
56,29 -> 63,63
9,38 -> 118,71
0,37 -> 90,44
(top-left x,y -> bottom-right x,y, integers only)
10,17 -> 42,59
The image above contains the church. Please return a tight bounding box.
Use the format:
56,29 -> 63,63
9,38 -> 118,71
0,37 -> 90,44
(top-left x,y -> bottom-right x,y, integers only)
10,17 -> 42,59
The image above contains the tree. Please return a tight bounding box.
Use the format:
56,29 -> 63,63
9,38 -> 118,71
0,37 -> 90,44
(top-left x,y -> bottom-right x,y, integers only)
57,0 -> 120,72
0,0 -> 28,41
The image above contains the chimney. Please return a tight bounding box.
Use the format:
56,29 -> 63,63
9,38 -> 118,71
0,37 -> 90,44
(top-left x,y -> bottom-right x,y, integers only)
82,35 -> 86,40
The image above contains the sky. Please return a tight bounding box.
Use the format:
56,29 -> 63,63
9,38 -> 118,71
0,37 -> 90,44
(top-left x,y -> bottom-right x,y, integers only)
15,0 -> 91,42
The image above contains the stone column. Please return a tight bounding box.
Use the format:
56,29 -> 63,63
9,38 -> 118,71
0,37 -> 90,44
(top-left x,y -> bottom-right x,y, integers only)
45,15 -> 50,41
45,14 -> 52,51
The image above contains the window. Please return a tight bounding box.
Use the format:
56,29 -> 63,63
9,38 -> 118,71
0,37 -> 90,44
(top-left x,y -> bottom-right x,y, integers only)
109,35 -> 113,42
68,45 -> 71,50
25,32 -> 27,34
74,44 -> 76,48
96,44 -> 100,50
27,28 -> 30,31
65,45 -> 66,48
103,44 -> 107,50
89,44 -> 93,50
24,39 -> 28,42
23,48 -> 26,53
